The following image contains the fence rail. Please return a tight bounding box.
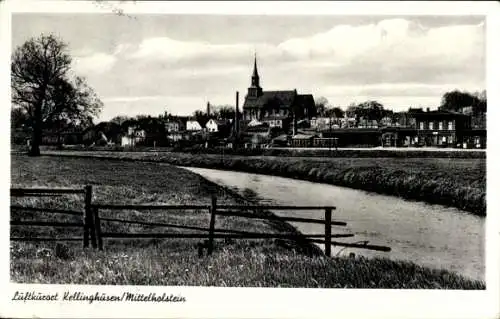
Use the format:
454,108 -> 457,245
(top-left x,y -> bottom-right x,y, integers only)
10,185 -> 391,256
11,188 -> 86,196
10,205 -> 83,216
215,210 -> 347,226
10,221 -> 84,227
10,185 -> 94,248
10,237 -> 84,242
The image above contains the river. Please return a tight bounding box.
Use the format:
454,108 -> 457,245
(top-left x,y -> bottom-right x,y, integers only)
182,167 -> 485,282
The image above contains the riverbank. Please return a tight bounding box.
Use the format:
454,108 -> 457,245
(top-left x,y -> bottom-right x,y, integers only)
43,151 -> 486,216
10,154 -> 484,288
177,146 -> 486,159
19,144 -> 486,159
185,167 -> 484,282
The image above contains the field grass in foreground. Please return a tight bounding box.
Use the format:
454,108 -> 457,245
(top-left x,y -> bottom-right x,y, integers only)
10,154 -> 484,288
11,242 -> 484,289
44,150 -> 486,216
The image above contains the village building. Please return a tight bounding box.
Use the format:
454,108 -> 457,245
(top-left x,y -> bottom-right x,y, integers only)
82,122 -> 122,146
380,108 -> 479,148
206,119 -> 231,133
41,130 -> 83,146
459,106 -> 487,149
394,111 -> 417,128
357,117 -> 379,129
321,128 -> 380,148
312,116 -> 356,130
379,116 -> 395,128
121,125 -> 146,147
271,134 -> 289,147
290,133 -> 318,148
164,118 -> 186,133
310,117 -> 333,130
242,55 -> 316,134
413,109 -> 470,147
186,120 -> 203,131
380,127 -> 417,147
247,119 -> 264,127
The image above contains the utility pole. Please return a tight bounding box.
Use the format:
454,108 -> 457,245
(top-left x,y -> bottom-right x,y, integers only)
234,91 -> 240,150
329,116 -> 332,155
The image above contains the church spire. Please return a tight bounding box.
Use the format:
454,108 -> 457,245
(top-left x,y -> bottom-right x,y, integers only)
247,53 -> 263,98
251,52 -> 260,88
252,52 -> 259,78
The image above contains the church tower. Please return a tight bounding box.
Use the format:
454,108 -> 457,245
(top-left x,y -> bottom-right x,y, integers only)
247,54 -> 263,98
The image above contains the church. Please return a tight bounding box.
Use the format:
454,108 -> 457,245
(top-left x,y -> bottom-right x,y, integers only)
242,56 -> 316,131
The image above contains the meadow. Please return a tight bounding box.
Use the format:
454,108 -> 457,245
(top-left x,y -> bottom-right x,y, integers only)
10,154 -> 484,288
44,150 -> 486,216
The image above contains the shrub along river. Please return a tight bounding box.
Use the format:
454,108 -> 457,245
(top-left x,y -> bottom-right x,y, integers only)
182,167 -> 485,282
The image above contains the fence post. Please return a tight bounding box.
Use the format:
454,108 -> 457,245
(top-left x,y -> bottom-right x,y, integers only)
207,194 -> 217,255
93,207 -> 103,250
90,208 -> 97,249
83,185 -> 93,248
324,208 -> 332,257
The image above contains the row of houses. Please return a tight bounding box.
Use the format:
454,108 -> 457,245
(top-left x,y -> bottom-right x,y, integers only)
14,106 -> 486,150
285,107 -> 486,149
27,116 -> 235,148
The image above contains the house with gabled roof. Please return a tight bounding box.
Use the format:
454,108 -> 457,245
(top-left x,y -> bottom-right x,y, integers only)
206,118 -> 231,133
186,120 -> 203,131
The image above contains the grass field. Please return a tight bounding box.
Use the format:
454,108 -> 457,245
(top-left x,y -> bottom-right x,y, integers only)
44,150 -> 486,216
10,154 -> 485,288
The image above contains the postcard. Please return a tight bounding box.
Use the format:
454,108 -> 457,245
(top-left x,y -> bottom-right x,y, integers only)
1,1 -> 499,318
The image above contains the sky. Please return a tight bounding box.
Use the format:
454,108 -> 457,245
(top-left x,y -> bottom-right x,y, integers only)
12,14 -> 485,122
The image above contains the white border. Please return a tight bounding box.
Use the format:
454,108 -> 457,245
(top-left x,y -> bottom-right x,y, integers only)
1,1 -> 499,318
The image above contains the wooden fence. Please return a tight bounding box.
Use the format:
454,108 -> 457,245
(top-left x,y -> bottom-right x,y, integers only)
10,185 -> 94,247
10,185 -> 391,256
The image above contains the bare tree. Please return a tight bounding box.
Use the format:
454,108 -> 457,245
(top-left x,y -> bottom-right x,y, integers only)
11,34 -> 102,156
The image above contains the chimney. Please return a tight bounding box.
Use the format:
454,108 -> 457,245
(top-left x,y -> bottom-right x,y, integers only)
235,91 -> 240,135
207,102 -> 211,116
426,107 -> 430,112
292,113 -> 297,136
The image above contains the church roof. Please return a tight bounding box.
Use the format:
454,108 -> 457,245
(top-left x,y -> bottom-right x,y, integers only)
243,90 -> 297,109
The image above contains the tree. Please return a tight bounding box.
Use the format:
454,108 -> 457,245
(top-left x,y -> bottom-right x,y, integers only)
110,115 -> 132,126
210,105 -> 235,120
216,105 -> 236,120
11,34 -> 102,156
440,90 -> 475,112
193,110 -> 209,128
472,90 -> 487,114
159,110 -> 174,122
324,106 -> 345,118
345,101 -> 386,122
345,103 -> 358,118
43,76 -> 101,130
440,89 -> 487,114
356,100 -> 386,121
315,96 -> 329,116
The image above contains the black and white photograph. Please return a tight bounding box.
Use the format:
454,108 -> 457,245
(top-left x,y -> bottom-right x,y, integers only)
2,1 -> 499,318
